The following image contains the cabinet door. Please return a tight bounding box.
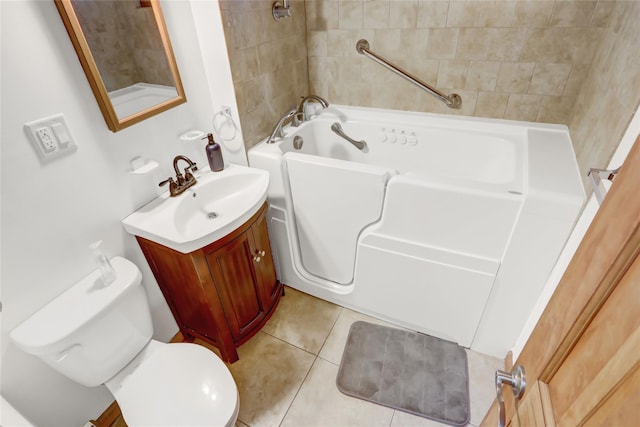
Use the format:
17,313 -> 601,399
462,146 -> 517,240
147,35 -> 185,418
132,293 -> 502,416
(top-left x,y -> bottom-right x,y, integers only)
251,211 -> 280,308
206,232 -> 266,342
138,239 -> 221,343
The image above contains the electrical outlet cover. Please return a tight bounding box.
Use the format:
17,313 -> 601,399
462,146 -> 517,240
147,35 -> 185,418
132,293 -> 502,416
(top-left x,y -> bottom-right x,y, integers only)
24,114 -> 77,161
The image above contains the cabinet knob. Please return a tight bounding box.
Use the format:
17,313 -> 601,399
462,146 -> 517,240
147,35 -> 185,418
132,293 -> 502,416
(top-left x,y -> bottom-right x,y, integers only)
253,255 -> 261,263
260,250 -> 266,256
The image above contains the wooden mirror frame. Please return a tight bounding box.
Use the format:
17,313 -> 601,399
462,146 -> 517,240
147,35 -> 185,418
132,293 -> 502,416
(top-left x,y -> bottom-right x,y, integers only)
54,0 -> 186,132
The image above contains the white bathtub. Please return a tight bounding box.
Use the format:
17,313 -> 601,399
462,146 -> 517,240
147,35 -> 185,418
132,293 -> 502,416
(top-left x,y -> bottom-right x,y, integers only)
248,105 -> 585,358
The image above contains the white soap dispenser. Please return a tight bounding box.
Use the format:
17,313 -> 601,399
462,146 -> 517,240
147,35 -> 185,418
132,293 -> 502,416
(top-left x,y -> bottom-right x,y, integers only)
89,240 -> 116,285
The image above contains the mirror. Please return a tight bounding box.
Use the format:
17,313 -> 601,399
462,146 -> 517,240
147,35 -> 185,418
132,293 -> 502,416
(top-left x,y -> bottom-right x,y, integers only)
55,0 -> 186,132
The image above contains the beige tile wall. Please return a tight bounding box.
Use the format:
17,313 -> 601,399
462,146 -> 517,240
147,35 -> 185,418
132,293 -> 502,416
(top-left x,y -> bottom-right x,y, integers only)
568,1 -> 640,185
219,0 -> 639,189
219,1 -> 309,147
305,0 -> 610,122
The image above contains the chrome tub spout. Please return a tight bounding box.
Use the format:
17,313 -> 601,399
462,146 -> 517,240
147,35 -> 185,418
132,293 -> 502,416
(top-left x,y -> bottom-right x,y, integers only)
294,95 -> 329,125
267,106 -> 297,143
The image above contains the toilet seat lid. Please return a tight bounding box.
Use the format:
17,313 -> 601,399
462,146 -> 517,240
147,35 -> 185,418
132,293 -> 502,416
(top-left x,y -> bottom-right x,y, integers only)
109,342 -> 238,426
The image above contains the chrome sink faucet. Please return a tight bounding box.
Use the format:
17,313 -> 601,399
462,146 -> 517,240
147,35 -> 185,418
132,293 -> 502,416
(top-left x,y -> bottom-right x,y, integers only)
159,155 -> 198,197
294,95 -> 329,125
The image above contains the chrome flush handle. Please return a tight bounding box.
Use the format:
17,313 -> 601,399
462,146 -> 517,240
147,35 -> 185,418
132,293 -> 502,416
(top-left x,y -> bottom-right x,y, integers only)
496,365 -> 526,427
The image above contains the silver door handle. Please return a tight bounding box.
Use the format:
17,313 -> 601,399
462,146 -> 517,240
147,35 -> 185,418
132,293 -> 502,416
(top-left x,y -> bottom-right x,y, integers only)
496,365 -> 526,427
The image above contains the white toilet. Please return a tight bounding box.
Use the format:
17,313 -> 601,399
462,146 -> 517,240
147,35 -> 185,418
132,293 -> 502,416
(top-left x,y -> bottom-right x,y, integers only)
10,256 -> 239,426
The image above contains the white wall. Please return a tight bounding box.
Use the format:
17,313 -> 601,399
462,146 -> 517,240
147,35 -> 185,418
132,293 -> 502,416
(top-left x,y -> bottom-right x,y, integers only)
0,1 -> 241,425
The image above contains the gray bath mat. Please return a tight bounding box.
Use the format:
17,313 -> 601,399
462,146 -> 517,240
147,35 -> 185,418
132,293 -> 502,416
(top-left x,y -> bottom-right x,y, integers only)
336,321 -> 470,426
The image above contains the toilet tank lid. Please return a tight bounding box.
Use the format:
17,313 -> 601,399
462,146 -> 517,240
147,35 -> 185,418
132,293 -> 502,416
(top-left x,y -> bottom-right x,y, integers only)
10,257 -> 143,355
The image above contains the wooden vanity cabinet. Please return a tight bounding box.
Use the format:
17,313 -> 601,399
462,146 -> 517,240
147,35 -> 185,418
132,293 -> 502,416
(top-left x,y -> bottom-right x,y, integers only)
136,203 -> 282,363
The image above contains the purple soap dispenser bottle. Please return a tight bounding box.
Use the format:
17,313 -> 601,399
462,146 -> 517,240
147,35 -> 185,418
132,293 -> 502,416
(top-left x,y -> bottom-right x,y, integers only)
202,133 -> 224,172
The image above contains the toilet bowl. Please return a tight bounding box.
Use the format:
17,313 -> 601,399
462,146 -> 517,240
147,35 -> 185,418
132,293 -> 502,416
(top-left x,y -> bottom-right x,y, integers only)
106,341 -> 239,426
10,256 -> 238,426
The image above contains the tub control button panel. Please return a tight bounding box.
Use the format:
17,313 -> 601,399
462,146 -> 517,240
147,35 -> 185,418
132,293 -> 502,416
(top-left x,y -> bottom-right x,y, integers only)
378,129 -> 417,146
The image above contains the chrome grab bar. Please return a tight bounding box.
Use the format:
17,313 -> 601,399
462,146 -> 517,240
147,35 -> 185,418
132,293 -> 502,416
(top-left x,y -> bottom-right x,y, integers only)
356,39 -> 462,109
331,123 -> 367,151
496,365 -> 526,427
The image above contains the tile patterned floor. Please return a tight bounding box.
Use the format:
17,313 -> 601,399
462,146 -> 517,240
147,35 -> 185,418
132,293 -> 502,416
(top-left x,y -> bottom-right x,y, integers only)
231,287 -> 503,427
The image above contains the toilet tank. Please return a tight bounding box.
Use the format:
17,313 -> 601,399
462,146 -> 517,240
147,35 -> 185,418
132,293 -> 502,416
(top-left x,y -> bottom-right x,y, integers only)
10,257 -> 154,387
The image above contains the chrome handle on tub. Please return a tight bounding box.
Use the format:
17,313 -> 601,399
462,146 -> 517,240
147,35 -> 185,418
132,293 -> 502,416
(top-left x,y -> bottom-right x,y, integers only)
496,365 -> 526,427
331,123 -> 368,151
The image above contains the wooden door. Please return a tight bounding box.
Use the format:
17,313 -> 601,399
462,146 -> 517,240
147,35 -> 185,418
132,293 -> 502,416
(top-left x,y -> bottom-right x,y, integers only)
481,135 -> 640,426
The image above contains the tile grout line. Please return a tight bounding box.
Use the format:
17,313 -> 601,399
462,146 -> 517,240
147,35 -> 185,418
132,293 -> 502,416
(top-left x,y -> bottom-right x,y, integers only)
233,329 -> 319,427
316,306 -> 345,357
277,307 -> 345,427
258,329 -> 318,358
278,355 -> 319,427
259,304 -> 345,358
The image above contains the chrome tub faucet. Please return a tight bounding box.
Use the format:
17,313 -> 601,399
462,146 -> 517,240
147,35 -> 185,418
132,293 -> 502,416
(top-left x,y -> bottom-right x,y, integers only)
267,105 -> 298,143
267,96 -> 330,144
159,155 -> 198,197
295,95 -> 329,124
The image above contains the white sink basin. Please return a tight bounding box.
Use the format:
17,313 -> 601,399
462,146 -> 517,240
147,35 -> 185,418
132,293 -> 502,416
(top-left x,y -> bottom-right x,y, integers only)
122,165 -> 269,253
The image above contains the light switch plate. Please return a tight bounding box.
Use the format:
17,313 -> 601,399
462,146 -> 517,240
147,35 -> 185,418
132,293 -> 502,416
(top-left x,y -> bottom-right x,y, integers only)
24,114 -> 77,161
